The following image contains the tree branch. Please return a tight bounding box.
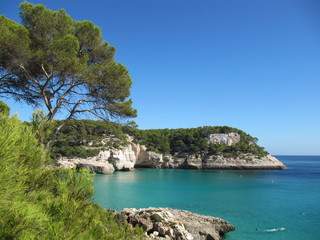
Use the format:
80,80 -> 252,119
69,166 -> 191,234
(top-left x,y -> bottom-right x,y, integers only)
41,64 -> 51,80
65,96 -> 90,120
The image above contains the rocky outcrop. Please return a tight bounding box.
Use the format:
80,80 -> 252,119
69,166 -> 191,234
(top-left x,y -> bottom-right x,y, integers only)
202,154 -> 287,169
58,144 -> 137,174
137,152 -> 287,170
58,153 -> 115,174
107,144 -> 136,170
134,145 -> 164,168
76,162 -> 114,174
57,133 -> 287,173
120,207 -> 235,240
208,133 -> 241,146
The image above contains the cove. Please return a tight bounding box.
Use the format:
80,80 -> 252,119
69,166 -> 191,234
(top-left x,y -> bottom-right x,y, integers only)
94,156 -> 320,240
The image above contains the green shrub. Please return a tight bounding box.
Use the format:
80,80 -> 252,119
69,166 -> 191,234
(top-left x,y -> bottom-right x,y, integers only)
150,213 -> 164,223
51,145 -> 101,158
50,120 -> 128,158
0,114 -> 144,239
124,126 -> 268,157
50,120 -> 268,159
0,100 -> 10,116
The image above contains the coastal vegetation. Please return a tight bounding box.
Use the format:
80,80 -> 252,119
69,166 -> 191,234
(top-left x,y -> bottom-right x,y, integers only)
124,126 -> 268,157
0,1 -> 267,161
50,119 -> 128,158
0,2 -> 268,239
0,101 -> 143,239
0,2 -> 143,238
50,120 -> 268,159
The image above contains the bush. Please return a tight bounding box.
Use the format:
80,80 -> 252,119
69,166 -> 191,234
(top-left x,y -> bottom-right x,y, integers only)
50,120 -> 128,158
51,145 -> 101,158
50,120 -> 268,159
0,100 -> 10,116
124,126 -> 268,157
0,113 -> 144,239
150,214 -> 164,223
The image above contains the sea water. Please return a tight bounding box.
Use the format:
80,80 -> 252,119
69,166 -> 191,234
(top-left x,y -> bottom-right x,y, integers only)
94,156 -> 320,240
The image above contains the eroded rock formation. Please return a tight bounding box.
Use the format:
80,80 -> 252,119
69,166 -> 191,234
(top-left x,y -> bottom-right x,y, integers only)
57,133 -> 287,173
208,133 -> 241,146
136,152 -> 287,170
119,207 -> 235,240
58,144 -> 136,173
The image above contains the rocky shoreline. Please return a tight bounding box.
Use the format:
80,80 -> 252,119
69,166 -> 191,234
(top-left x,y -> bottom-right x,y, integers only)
117,207 -> 235,240
56,133 -> 282,239
57,132 -> 287,173
58,142 -> 287,174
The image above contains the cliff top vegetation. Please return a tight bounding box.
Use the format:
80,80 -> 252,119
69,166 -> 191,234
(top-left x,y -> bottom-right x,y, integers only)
50,120 -> 268,158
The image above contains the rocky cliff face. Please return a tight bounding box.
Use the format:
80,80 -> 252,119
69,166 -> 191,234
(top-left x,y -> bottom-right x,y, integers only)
208,133 -> 241,146
135,151 -> 286,170
119,207 -> 235,240
58,143 -> 137,174
57,133 -> 287,173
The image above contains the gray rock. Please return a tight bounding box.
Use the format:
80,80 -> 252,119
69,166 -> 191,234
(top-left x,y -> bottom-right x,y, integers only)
202,154 -> 287,170
135,145 -> 164,168
107,144 -> 136,170
76,162 -> 114,174
58,157 -> 115,174
135,150 -> 287,170
57,134 -> 287,173
120,207 -> 235,240
57,140 -> 137,173
208,133 -> 241,146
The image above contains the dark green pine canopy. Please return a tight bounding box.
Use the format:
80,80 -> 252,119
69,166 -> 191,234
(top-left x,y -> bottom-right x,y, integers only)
0,2 -> 137,122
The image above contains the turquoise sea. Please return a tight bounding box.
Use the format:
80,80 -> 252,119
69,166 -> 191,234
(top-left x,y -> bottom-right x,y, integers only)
94,156 -> 320,240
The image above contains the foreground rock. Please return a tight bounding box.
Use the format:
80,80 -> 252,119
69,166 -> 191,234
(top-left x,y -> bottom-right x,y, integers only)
120,207 -> 235,240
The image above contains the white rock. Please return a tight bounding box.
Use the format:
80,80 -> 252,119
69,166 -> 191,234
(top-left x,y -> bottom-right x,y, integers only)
208,132 -> 241,146
166,228 -> 174,237
57,133 -> 287,173
108,144 -> 136,170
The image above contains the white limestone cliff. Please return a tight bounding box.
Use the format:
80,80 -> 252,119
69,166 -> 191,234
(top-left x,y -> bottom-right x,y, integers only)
208,133 -> 241,146
57,133 -> 287,173
57,143 -> 136,174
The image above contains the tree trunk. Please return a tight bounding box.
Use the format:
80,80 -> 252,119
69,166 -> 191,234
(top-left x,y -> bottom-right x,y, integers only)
45,122 -> 65,150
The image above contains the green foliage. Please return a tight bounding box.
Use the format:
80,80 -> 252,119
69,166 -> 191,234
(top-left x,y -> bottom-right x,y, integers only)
123,126 -> 269,157
124,120 -> 139,129
30,109 -> 56,144
0,113 -> 143,239
49,119 -> 268,159
53,146 -> 101,159
0,101 -> 10,116
0,113 -> 48,199
50,120 -> 128,158
150,214 -> 164,223
0,2 -> 136,122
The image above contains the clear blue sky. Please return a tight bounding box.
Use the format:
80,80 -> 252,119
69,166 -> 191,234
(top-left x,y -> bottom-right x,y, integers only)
1,0 -> 320,155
